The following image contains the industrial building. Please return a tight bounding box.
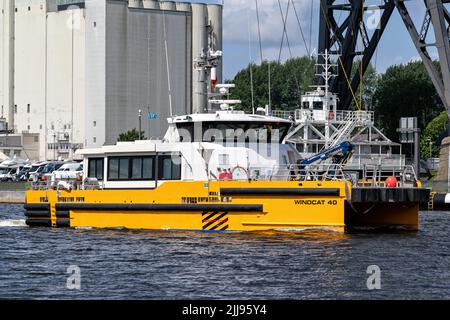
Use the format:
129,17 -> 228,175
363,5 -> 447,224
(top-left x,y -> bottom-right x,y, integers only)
0,0 -> 222,160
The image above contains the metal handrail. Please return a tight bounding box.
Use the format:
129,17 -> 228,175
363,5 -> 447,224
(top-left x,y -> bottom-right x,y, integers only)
212,163 -> 418,188
271,109 -> 374,123
28,164 -> 418,190
27,178 -> 104,191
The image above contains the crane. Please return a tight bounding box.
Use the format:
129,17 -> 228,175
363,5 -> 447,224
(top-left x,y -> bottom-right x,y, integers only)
298,141 -> 354,179
318,0 -> 450,123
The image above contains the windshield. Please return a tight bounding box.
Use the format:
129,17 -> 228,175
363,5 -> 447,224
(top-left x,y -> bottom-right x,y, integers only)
57,164 -> 82,171
42,164 -> 54,174
30,165 -> 45,173
0,168 -> 9,174
42,163 -> 62,174
29,165 -> 41,173
18,167 -> 30,174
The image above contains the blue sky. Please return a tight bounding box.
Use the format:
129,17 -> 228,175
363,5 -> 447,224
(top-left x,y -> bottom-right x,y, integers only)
198,0 -> 437,80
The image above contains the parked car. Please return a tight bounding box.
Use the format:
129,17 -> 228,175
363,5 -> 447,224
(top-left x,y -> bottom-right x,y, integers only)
0,166 -> 24,182
28,161 -> 50,182
45,162 -> 83,183
36,161 -> 65,182
14,165 -> 32,182
0,159 -> 31,182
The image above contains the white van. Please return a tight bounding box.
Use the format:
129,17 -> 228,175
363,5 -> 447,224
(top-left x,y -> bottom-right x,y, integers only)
48,162 -> 83,181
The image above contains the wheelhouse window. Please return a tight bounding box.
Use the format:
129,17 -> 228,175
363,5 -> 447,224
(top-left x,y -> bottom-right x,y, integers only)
88,158 -> 104,180
158,154 -> 181,181
313,101 -> 324,110
131,157 -> 154,180
107,156 -> 155,181
119,158 -> 129,180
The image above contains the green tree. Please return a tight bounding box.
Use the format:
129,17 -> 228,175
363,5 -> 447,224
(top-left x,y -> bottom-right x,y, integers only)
349,62 -> 379,110
228,56 -> 316,112
420,111 -> 448,159
373,61 -> 444,141
118,128 -> 146,142
228,57 -> 379,113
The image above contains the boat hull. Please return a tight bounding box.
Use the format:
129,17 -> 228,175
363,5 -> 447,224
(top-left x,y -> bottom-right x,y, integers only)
24,180 -> 421,232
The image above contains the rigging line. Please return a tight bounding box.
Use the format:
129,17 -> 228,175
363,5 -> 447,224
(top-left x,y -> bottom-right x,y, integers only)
335,6 -> 343,56
162,8 -> 173,117
291,0 -> 310,56
255,0 -> 271,110
357,0 -> 365,111
147,17 -> 151,134
268,60 -> 272,110
277,0 -> 302,104
278,0 -> 291,63
254,0 -> 264,63
309,0 -> 313,56
374,28 -> 379,70
318,0 -> 359,109
247,9 -> 255,114
374,0 -> 382,72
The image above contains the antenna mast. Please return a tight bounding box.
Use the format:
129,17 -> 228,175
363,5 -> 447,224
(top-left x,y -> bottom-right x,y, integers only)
315,49 -> 337,108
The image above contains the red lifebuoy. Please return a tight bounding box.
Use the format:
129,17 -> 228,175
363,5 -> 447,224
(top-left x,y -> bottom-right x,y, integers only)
218,171 -> 228,180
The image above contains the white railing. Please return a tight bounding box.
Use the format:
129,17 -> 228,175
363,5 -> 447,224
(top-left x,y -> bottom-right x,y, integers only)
271,110 -> 295,120
212,164 -> 418,188
357,165 -> 417,188
271,109 -> 374,123
28,164 -> 417,191
347,154 -> 405,168
246,164 -> 348,182
28,178 -> 104,191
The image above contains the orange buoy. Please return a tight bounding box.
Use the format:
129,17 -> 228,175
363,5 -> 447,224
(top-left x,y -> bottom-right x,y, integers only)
385,176 -> 397,188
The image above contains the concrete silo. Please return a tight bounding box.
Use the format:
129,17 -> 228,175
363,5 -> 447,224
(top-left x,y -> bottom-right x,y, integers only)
191,3 -> 208,113
1,0 -> 15,129
175,2 -> 192,12
175,2 -> 192,115
142,0 -> 160,9
160,1 -> 176,11
128,0 -> 143,8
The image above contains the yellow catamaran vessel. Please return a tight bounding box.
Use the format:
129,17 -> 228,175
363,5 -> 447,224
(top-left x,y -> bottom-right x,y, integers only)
24,105 -> 428,233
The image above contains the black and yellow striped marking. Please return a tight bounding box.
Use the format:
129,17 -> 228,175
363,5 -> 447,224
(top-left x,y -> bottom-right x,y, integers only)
202,211 -> 229,231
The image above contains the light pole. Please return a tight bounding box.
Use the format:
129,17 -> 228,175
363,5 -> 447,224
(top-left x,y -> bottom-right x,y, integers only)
428,138 -> 432,159
53,132 -> 57,161
138,109 -> 142,140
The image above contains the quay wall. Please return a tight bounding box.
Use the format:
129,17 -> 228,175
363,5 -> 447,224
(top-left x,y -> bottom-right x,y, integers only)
0,191 -> 25,204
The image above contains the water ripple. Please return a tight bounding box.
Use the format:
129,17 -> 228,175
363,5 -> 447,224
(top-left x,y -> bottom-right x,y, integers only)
0,205 -> 449,299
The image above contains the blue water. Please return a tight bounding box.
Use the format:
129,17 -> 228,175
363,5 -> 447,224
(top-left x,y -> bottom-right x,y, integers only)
0,204 -> 449,299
